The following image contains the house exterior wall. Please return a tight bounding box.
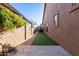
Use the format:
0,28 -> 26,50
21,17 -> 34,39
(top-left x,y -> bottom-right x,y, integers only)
42,3 -> 79,55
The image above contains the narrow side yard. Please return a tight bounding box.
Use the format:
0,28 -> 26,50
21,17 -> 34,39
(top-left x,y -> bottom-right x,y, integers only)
32,33 -> 59,45
7,33 -> 71,56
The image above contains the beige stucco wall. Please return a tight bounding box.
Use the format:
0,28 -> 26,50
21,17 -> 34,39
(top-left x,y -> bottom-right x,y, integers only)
43,3 -> 79,55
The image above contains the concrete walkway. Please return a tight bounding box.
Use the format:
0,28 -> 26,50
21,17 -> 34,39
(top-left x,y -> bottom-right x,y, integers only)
8,46 -> 71,56
7,33 -> 71,56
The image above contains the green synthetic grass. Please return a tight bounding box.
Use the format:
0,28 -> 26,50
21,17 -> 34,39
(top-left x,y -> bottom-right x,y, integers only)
32,33 -> 59,45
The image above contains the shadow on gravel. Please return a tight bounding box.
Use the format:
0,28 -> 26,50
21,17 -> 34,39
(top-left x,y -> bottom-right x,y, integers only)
0,44 -> 18,56
0,48 -> 17,56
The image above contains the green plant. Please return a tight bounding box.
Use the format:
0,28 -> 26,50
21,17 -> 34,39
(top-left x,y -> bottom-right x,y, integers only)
0,6 -> 27,32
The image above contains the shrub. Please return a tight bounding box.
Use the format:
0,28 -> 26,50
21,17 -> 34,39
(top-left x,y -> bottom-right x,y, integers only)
0,6 -> 27,32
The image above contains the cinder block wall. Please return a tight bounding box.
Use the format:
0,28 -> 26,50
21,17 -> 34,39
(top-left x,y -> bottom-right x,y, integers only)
0,25 -> 33,47
26,23 -> 33,39
43,3 -> 79,55
0,3 -> 34,52
1,26 -> 25,47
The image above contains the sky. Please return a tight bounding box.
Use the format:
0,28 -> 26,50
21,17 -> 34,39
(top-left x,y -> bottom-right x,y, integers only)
10,3 -> 44,25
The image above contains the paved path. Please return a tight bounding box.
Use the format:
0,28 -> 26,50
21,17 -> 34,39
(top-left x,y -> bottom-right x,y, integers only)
7,33 -> 71,56
8,46 -> 71,56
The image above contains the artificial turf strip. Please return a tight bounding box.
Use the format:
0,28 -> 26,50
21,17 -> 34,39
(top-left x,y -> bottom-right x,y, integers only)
32,33 -> 59,45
